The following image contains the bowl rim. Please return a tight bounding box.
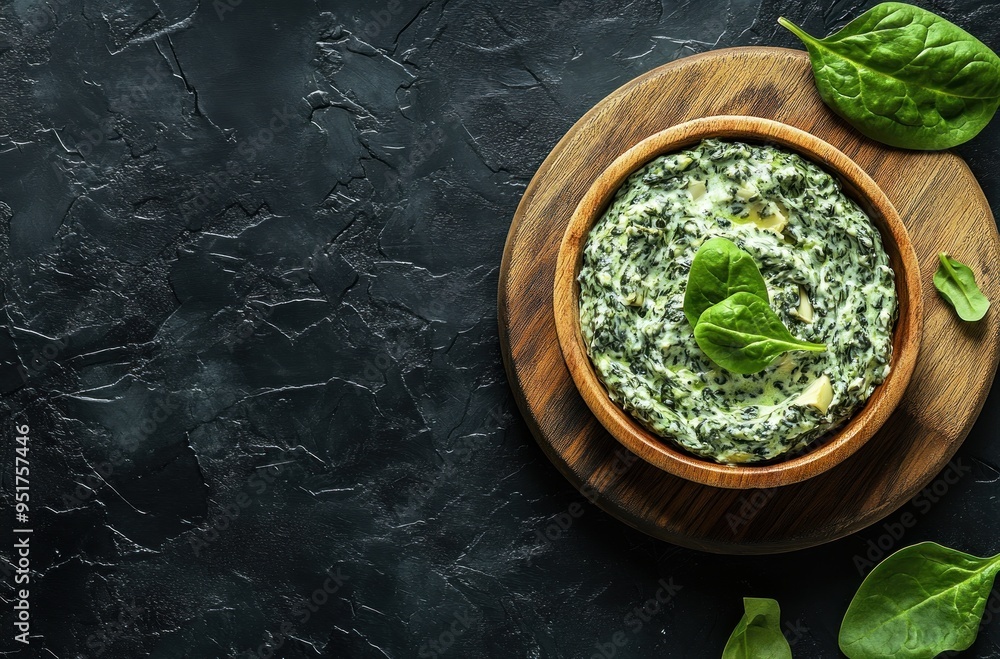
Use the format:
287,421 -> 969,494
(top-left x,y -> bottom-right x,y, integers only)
552,115 -> 923,490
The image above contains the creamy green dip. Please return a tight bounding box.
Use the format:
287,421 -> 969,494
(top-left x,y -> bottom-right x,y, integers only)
578,139 -> 896,463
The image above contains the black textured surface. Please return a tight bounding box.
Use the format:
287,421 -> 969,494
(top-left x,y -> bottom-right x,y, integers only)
2,1 -> 1000,657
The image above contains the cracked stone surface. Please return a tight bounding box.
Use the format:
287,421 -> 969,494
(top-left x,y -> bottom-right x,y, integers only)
2,1 -> 1000,657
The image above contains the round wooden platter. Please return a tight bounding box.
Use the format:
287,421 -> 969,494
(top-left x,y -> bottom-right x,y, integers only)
498,47 -> 1000,554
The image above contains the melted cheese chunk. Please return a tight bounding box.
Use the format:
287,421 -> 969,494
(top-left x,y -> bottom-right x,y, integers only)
796,375 -> 833,415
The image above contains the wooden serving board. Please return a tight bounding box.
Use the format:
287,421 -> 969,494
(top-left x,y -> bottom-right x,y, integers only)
498,47 -> 1000,554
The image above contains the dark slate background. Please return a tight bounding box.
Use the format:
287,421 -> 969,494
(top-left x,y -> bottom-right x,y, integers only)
2,0 -> 1000,657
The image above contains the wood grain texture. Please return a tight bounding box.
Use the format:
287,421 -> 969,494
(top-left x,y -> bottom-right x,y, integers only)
551,116 -> 923,489
498,47 -> 1000,554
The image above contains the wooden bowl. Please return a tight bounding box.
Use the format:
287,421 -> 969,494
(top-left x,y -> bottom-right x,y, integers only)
553,115 -> 922,490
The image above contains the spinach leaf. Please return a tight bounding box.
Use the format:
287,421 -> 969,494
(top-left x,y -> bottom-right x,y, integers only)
723,597 -> 793,659
779,3 -> 1000,150
694,292 -> 827,375
840,542 -> 1000,658
683,237 -> 769,327
934,252 -> 990,322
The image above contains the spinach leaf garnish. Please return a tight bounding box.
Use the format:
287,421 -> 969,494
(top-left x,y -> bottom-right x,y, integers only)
934,252 -> 990,322
683,237 -> 769,327
683,239 -> 826,374
722,597 -> 793,659
694,293 -> 827,375
779,2 -> 1000,150
839,542 -> 1000,658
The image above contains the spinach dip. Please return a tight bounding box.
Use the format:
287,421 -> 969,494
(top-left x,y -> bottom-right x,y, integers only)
578,139 -> 896,463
